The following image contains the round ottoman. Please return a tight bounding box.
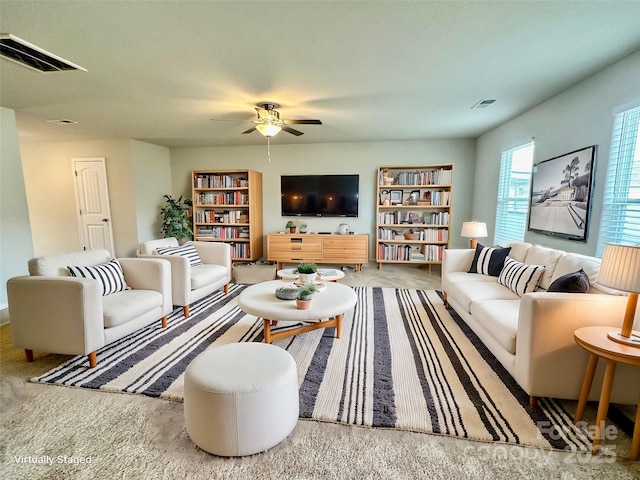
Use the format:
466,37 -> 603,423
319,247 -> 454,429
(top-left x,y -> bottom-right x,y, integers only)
184,342 -> 299,456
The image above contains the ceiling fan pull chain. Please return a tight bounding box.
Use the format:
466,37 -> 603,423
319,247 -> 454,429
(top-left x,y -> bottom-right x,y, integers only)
267,136 -> 272,162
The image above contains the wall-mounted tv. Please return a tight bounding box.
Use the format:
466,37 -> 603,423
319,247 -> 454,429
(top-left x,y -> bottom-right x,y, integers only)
527,145 -> 597,242
281,174 -> 359,217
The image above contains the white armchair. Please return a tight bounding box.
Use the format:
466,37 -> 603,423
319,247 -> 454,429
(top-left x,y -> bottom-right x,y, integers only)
138,238 -> 231,317
7,249 -> 172,368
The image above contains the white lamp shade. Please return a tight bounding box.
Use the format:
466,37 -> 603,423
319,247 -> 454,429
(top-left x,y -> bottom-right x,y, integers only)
461,222 -> 488,238
256,123 -> 281,137
597,244 -> 640,293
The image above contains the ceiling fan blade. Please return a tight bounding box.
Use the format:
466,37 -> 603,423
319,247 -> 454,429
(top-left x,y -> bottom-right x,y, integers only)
241,127 -> 257,134
283,119 -> 322,125
282,126 -> 304,136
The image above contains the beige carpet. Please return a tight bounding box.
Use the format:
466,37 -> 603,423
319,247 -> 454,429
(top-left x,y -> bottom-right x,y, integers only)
2,262 -> 639,479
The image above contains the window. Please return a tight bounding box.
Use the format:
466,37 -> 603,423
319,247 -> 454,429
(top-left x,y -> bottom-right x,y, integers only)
493,142 -> 534,246
597,105 -> 640,256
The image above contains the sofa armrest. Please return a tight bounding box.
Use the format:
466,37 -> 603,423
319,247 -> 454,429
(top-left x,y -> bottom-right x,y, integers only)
7,276 -> 105,355
118,258 -> 172,315
442,248 -> 475,275
136,254 -> 190,306
194,242 -> 232,273
514,292 -> 630,398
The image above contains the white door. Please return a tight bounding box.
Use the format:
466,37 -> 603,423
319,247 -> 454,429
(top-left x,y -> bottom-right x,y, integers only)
72,158 -> 115,256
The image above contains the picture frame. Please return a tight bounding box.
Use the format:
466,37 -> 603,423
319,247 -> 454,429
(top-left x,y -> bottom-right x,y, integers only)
527,145 -> 597,242
389,190 -> 403,205
379,189 -> 390,205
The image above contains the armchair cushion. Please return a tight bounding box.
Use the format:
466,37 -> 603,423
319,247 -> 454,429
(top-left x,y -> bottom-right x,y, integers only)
67,259 -> 128,296
191,265 -> 228,290
102,289 -> 163,328
156,241 -> 203,267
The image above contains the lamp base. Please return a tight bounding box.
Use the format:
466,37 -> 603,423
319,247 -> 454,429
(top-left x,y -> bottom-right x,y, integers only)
608,330 -> 640,348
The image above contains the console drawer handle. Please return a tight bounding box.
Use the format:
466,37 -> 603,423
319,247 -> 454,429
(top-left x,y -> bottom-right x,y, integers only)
291,238 -> 303,243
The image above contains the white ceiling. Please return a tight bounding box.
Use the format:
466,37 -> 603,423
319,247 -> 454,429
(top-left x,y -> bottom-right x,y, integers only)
2,1 -> 640,148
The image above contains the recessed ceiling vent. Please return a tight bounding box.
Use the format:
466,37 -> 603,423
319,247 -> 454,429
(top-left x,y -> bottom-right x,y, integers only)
0,34 -> 87,73
46,119 -> 78,125
471,99 -> 496,109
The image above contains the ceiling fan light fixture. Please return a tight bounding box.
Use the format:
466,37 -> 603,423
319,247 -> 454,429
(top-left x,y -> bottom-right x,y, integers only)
256,122 -> 281,137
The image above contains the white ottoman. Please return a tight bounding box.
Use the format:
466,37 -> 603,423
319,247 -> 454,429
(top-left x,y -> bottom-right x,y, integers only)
184,342 -> 299,456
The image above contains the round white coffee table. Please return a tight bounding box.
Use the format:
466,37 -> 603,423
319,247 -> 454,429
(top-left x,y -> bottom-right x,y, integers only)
237,280 -> 357,344
276,267 -> 345,282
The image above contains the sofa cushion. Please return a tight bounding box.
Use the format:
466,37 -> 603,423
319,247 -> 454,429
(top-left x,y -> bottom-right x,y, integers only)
446,279 -> 519,313
552,253 -> 600,286
68,259 -> 129,296
156,241 -> 203,267
548,269 -> 590,293
523,245 -> 564,289
468,244 -> 512,277
443,272 -> 498,284
191,264 -> 228,290
498,258 -> 545,296
505,242 -> 532,263
469,300 -> 520,354
102,289 -> 163,328
29,249 -> 112,276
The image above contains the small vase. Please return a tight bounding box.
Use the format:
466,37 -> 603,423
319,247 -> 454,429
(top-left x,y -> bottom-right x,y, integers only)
296,298 -> 312,310
298,273 -> 317,285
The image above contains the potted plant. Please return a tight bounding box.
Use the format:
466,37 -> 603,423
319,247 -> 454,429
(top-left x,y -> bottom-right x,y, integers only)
296,284 -> 317,310
286,220 -> 297,233
297,262 -> 318,285
161,194 -> 193,242
300,223 -> 308,233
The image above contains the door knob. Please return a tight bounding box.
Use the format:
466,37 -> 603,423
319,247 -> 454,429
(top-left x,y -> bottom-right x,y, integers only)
102,218 -> 109,222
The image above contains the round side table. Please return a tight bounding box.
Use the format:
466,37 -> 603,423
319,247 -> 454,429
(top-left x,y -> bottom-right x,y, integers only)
573,325 -> 640,460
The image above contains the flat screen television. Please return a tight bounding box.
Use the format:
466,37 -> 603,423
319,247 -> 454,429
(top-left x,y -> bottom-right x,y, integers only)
281,174 -> 359,217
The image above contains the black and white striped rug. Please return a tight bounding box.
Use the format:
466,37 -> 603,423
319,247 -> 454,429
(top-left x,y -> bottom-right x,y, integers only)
31,285 -> 591,451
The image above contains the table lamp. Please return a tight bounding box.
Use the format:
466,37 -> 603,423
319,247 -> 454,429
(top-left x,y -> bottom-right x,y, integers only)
597,244 -> 640,347
461,222 -> 487,249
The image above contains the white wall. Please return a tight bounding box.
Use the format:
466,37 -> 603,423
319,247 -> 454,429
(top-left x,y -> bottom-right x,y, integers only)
130,140 -> 172,244
0,107 -> 33,317
474,50 -> 640,256
170,139 -> 476,257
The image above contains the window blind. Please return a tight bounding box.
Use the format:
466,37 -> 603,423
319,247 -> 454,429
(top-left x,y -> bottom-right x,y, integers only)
597,106 -> 640,256
494,142 -> 534,246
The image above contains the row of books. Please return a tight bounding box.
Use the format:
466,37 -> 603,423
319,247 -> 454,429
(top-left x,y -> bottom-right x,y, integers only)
193,174 -> 248,189
196,226 -> 250,239
378,243 -> 445,262
194,209 -> 248,224
194,192 -> 249,206
428,191 -> 450,206
379,168 -> 452,186
377,228 -> 448,242
378,210 -> 449,225
230,243 -> 251,259
425,211 -> 450,225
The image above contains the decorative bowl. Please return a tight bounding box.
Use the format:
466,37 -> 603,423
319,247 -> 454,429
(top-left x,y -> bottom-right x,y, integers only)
404,233 -> 419,240
275,286 -> 300,300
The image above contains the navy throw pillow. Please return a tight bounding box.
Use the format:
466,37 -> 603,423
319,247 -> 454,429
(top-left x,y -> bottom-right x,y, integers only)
547,268 -> 590,293
468,243 -> 512,277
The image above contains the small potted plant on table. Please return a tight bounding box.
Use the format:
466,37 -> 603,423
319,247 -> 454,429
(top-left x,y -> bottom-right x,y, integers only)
286,220 -> 297,233
296,284 -> 317,310
297,262 -> 318,285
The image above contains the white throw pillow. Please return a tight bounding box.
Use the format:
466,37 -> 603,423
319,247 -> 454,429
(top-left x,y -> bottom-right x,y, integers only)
156,241 -> 203,267
498,257 -> 545,296
68,258 -> 128,296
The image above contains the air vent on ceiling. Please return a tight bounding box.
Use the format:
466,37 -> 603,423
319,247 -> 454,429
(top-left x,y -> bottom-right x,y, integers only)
471,99 -> 496,109
46,119 -> 78,125
0,34 -> 87,73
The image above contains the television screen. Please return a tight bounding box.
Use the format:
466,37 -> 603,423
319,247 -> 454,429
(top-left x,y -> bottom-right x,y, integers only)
281,175 -> 359,217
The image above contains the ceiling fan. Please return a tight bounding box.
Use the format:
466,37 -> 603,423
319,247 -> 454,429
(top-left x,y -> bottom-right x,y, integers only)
241,103 -> 322,137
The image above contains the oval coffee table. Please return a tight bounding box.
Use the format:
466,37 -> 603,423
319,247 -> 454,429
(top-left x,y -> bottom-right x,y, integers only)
237,280 -> 357,344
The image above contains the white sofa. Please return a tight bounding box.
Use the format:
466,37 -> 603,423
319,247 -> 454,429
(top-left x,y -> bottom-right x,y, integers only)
138,238 -> 231,317
7,249 -> 172,368
442,242 -> 640,405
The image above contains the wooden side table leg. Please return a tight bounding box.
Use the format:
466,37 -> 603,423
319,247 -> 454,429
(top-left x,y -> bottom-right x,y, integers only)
631,389 -> 640,461
263,319 -> 272,344
592,359 -> 617,455
575,353 -> 599,423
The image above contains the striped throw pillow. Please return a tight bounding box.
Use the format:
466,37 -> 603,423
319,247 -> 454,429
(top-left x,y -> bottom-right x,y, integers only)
468,244 -> 511,277
68,258 -> 129,296
155,241 -> 203,267
498,257 -> 545,296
